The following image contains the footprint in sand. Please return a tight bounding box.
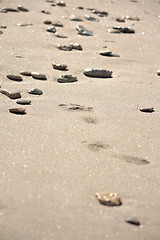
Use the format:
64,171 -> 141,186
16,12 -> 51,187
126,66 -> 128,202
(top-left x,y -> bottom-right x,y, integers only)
59,103 -> 93,112
82,116 -> 98,124
113,154 -> 149,165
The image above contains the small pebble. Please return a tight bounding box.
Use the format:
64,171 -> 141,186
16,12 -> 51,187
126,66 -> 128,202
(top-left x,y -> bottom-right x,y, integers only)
0,30 -> 3,34
9,108 -> 26,114
92,9 -> 108,17
125,16 -> 140,21
157,69 -> 160,75
56,44 -> 72,51
0,25 -> 7,29
44,20 -> 52,25
46,25 -> 56,33
57,75 -> 78,83
7,74 -> 23,81
77,6 -> 84,10
52,21 -> 63,27
28,88 -> 43,95
140,107 -> 154,113
99,50 -> 119,57
31,72 -> 47,80
108,29 -> 121,33
41,10 -> 51,14
85,14 -> 99,22
16,99 -> 31,105
95,192 -> 122,206
116,17 -> 125,22
76,25 -> 93,36
3,7 -> 19,12
17,23 -> 33,27
18,5 -> 29,12
70,43 -> 82,50
84,68 -> 112,78
0,89 -> 21,99
52,62 -> 68,70
56,1 -> 66,6
125,216 -> 140,226
70,14 -> 83,21
20,71 -> 31,76
113,26 -> 135,33
55,33 -> 67,38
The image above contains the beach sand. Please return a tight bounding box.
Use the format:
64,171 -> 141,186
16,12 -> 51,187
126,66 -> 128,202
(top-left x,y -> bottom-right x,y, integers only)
0,0 -> 160,239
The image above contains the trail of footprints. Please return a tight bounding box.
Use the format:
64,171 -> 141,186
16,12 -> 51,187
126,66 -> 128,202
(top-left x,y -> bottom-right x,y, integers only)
0,0 -> 155,225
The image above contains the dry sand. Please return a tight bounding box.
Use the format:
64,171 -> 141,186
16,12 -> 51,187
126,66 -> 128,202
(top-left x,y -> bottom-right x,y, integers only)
0,0 -> 160,239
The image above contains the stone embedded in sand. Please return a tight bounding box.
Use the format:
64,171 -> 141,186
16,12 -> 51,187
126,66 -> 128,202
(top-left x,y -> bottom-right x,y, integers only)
125,15 -> 140,21
116,17 -> 125,22
125,216 -> 140,226
20,71 -> 31,76
70,14 -> 83,21
77,6 -> 84,10
96,192 -> 122,206
46,25 -> 56,33
108,29 -> 121,33
44,20 -> 52,25
140,107 -> 154,113
31,72 -> 47,80
16,99 -> 31,105
69,43 -> 82,50
0,89 -> 21,99
52,62 -> 68,70
3,7 -> 19,12
113,26 -> 135,33
76,25 -> 93,36
56,1 -> 66,6
57,75 -> 78,83
41,10 -> 51,14
52,21 -> 63,27
56,44 -> 72,51
85,14 -> 99,22
9,108 -> 26,114
92,9 -> 108,17
7,74 -> 23,81
17,23 -> 33,27
157,69 -> 160,75
18,5 -> 29,12
84,68 -> 112,78
99,51 -> 120,57
55,33 -> 67,38
28,88 -> 43,95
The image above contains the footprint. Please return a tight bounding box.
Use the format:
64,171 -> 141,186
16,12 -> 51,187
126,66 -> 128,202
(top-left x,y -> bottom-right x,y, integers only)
83,116 -> 98,124
88,142 -> 108,152
59,103 -> 93,112
113,154 -> 149,165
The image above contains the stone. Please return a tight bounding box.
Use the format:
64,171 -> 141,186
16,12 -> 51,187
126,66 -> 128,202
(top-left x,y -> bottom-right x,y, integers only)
113,26 -> 135,33
18,5 -> 29,12
113,154 -> 149,165
116,17 -> 125,22
69,43 -> 82,50
28,88 -> 43,95
125,216 -> 140,226
20,71 -> 31,76
59,103 -> 93,111
17,23 -> 33,27
99,51 -> 120,57
16,99 -> 31,105
157,69 -> 160,75
41,10 -> 51,14
52,21 -> 63,27
84,68 -> 112,78
7,74 -> 23,81
9,108 -> 26,114
85,14 -> 99,22
0,30 -> 3,34
44,20 -> 52,25
57,75 -> 78,83
95,192 -> 122,206
70,14 -> 83,21
92,9 -> 108,17
46,25 -> 56,33
0,26 -> 7,29
125,15 -> 140,21
108,29 -> 121,33
55,33 -> 67,38
140,107 -> 154,113
3,7 -> 19,12
0,89 -> 21,99
56,44 -> 72,51
76,25 -> 93,36
56,1 -> 66,6
31,72 -> 47,80
77,6 -> 84,10
52,62 -> 68,70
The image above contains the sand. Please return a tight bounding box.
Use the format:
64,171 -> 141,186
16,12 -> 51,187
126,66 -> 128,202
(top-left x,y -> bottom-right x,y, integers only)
0,0 -> 160,239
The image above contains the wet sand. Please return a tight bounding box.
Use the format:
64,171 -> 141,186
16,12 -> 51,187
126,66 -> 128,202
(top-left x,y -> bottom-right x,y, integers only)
0,0 -> 160,239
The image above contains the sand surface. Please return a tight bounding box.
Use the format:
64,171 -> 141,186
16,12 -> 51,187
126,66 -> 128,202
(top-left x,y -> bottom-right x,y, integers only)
0,0 -> 160,239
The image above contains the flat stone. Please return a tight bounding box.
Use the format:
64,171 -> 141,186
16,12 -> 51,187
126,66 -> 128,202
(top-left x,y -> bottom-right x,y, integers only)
57,75 -> 78,83
0,25 -> 7,29
125,15 -> 140,21
18,5 -> 29,12
125,216 -> 140,226
157,69 -> 160,75
85,14 -> 99,22
9,108 -> 26,114
16,99 -> 31,105
70,14 -> 83,21
44,20 -> 52,24
55,33 -> 67,38
113,26 -> 135,33
0,89 -> 21,99
56,1 -> 66,6
46,25 -> 56,33
140,107 -> 154,113
77,6 -> 84,10
3,7 -> 19,12
84,68 -> 112,78
7,74 -> 23,81
17,23 -> 33,27
116,17 -> 125,22
56,44 -> 72,51
41,10 -> 51,14
108,29 -> 121,33
99,51 -> 120,57
52,21 -> 63,27
92,9 -> 108,17
20,71 -> 31,76
70,43 -> 82,50
52,62 -> 68,70
76,25 -> 93,36
28,88 -> 43,95
31,72 -> 47,80
96,192 -> 122,206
